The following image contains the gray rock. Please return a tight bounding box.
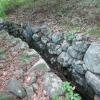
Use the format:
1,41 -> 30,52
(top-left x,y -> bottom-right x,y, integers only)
51,32 -> 63,44
41,36 -> 49,44
24,24 -> 34,42
61,40 -> 70,51
55,45 -> 62,55
10,37 -> 21,46
25,86 -> 34,99
57,52 -> 73,67
47,43 -> 56,54
43,72 -> 63,97
72,41 -> 90,52
83,64 -> 88,71
47,43 -> 62,55
36,41 -> 46,50
94,95 -> 100,100
75,34 -> 83,41
0,92 -> 18,100
7,78 -> 26,98
28,59 -> 50,73
75,34 -> 89,41
72,60 -> 85,75
32,34 -> 40,42
22,30 -> 31,42
11,41 -> 29,52
40,25 -> 52,36
85,71 -> 100,94
72,69 -> 85,86
32,26 -> 41,34
32,83 -> 38,91
50,57 -> 56,64
24,49 -> 40,57
67,46 -> 83,60
84,42 -> 100,74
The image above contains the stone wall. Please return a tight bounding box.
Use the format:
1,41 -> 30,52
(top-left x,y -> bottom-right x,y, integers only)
1,21 -> 100,100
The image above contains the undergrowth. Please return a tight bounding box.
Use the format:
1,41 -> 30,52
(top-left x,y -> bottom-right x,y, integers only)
0,0 -> 26,17
53,81 -> 82,100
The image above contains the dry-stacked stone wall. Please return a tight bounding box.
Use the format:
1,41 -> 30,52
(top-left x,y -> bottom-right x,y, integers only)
1,21 -> 100,100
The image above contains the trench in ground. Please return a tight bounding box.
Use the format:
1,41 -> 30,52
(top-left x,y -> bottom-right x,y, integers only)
4,24 -> 91,100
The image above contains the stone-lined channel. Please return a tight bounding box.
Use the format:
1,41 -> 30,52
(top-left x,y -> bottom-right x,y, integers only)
1,21 -> 100,100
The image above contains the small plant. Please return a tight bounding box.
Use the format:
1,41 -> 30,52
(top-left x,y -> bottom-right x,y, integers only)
53,81 -> 82,100
66,33 -> 76,42
19,54 -> 32,64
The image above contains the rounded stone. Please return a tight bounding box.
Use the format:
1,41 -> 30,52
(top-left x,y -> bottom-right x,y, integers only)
24,85 -> 34,98
40,25 -> 52,36
72,60 -> 85,75
85,71 -> 100,94
61,40 -> 70,51
72,41 -> 90,53
84,42 -> 100,74
32,26 -> 41,34
32,34 -> 40,42
7,78 -> 26,98
67,46 -> 83,60
51,32 -> 63,44
57,52 -> 73,67
41,36 -> 49,44
43,72 -> 63,97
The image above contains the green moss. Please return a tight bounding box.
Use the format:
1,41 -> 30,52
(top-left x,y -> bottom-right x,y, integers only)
19,54 -> 32,64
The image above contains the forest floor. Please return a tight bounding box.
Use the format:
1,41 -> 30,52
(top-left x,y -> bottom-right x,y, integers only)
7,5 -> 100,39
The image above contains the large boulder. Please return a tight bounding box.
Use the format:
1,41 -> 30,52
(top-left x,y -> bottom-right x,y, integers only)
7,78 -> 26,98
28,58 -> 50,73
84,42 -> 100,74
85,71 -> 100,94
43,72 -> 63,97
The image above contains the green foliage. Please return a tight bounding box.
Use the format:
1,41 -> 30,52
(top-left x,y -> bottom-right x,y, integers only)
0,0 -> 26,17
66,33 -> 76,42
53,81 -> 82,100
62,82 -> 81,100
